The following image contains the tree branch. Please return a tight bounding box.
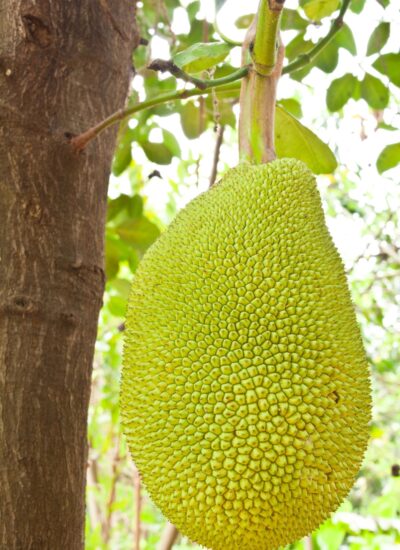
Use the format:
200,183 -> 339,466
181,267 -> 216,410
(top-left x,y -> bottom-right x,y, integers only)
102,439 -> 121,544
209,125 -> 225,187
148,59 -> 208,89
282,0 -> 351,75
157,522 -> 179,550
134,466 -> 141,550
86,454 -> 103,533
70,67 -> 248,152
70,0 -> 352,152
148,58 -> 244,91
304,535 -> 314,550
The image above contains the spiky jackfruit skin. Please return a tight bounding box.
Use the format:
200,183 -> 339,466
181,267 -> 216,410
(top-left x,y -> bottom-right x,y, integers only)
121,158 -> 371,550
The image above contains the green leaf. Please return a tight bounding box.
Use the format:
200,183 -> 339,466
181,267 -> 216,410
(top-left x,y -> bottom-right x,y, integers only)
290,64 -> 312,83
105,236 -> 121,280
286,32 -> 314,61
105,233 -> 139,279
112,128 -> 136,176
314,24 -> 356,73
144,75 -> 176,99
183,19 -> 213,49
148,103 -> 176,118
326,74 -> 358,111
316,521 -> 347,550
187,0 -> 200,20
112,278 -> 131,299
340,197 -> 365,216
107,195 -> 132,222
302,0 -> 340,20
132,43 -> 149,71
234,14 -> 254,29
361,73 -> 389,109
107,194 -> 143,222
214,63 -> 239,79
141,142 -> 172,164
108,295 -> 127,318
174,42 -> 231,73
334,24 -> 357,55
278,98 -> 303,118
350,0 -> 366,13
281,9 -> 308,30
180,102 -> 204,139
373,53 -> 400,87
128,195 -> 144,219
315,41 -> 339,73
375,0 -> 389,7
367,486 -> 400,517
377,121 -> 397,131
367,22 -> 390,55
162,129 -> 181,157
275,106 -> 337,174
376,142 -> 400,173
116,217 -> 160,252
219,101 -> 236,127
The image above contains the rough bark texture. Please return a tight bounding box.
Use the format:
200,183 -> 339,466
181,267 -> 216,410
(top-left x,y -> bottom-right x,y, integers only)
0,1 -> 137,548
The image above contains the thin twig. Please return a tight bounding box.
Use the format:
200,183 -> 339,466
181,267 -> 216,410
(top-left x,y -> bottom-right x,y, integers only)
103,436 -> 121,544
70,68 -> 248,152
157,0 -> 177,48
209,125 -> 225,187
211,71 -> 221,129
347,209 -> 394,273
134,466 -> 141,550
87,455 -> 103,533
194,154 -> 201,188
199,96 -> 206,134
283,0 -> 351,74
148,59 -> 208,89
157,522 -> 179,550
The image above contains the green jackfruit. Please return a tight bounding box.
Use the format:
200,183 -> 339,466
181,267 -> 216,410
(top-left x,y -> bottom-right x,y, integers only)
121,158 -> 371,550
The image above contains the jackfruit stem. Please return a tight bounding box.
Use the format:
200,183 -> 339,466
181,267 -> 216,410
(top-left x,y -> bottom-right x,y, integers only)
253,0 -> 284,77
239,0 -> 285,164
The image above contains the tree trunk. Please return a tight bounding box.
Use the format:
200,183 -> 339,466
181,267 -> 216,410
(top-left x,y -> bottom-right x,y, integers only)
0,2 -> 137,548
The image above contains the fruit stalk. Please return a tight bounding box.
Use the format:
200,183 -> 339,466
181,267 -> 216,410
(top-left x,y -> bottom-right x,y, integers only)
239,0 -> 285,163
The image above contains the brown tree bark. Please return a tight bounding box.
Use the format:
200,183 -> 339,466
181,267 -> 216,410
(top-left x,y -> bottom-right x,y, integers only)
0,2 -> 137,548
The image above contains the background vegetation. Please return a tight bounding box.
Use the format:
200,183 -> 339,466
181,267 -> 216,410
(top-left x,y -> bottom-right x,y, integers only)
85,0 -> 400,548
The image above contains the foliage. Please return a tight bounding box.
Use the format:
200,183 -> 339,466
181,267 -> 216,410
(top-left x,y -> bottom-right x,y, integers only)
86,0 -> 400,548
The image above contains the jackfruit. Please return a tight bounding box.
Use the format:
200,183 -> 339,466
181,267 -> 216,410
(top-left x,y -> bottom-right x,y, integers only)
121,158 -> 371,550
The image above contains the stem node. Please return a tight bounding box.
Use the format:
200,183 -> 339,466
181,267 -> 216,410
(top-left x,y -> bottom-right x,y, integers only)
239,0 -> 285,163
